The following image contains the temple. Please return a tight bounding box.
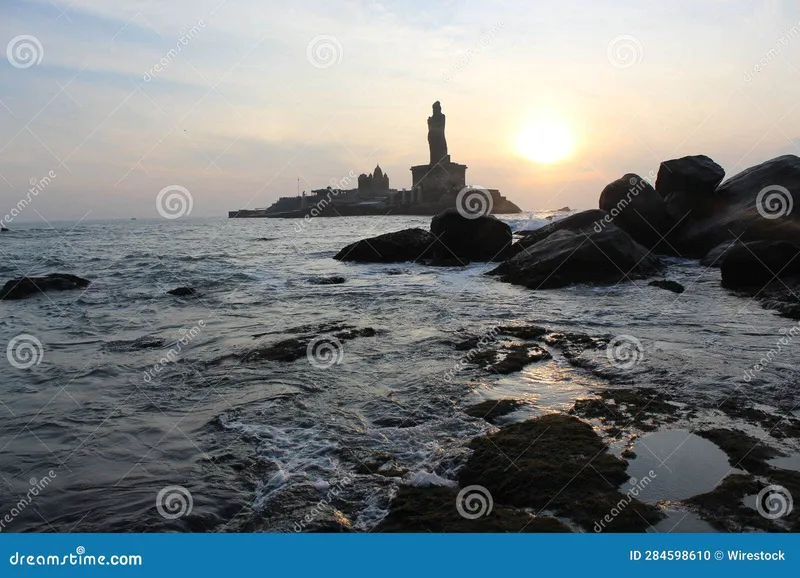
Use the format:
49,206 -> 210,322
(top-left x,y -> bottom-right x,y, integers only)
229,101 -> 521,218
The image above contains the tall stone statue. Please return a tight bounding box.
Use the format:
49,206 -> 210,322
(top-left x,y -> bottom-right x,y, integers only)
427,101 -> 448,165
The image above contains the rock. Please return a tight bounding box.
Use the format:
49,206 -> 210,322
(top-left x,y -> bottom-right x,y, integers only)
168,286 -> 196,296
676,155 -> 800,256
333,228 -> 435,263
720,240 -> 800,289
464,399 -> 524,424
490,220 -> 661,289
514,209 -> 608,252
656,155 -> 725,198
599,173 -> 676,251
557,206 -> 571,212
649,279 -> 685,293
700,241 -> 738,267
0,273 -> 90,300
429,209 -> 513,262
308,276 -> 346,285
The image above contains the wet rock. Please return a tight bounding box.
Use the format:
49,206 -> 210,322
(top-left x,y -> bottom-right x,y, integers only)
464,399 -> 524,424
168,286 -> 196,296
599,173 -> 676,251
333,228 -> 435,263
104,335 -> 167,352
458,413 -> 664,531
696,428 -> 784,474
375,486 -> 571,533
648,279 -> 685,294
720,240 -> 800,289
430,209 -> 513,262
490,221 -> 661,290
570,389 -> 681,435
498,324 -> 549,340
0,273 -> 90,300
488,343 -> 551,374
513,209 -> 608,252
718,398 -> 800,439
700,241 -> 738,267
544,332 -> 609,359
308,276 -> 346,285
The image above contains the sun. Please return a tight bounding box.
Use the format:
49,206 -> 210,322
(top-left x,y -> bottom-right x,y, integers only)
516,118 -> 575,164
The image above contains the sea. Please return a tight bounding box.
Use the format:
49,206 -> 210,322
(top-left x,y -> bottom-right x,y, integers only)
0,211 -> 798,532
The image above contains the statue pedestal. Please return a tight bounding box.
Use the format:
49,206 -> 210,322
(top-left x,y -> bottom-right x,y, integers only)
410,156 -> 467,201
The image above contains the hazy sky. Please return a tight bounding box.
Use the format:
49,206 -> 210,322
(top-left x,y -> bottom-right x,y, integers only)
1,0 -> 800,220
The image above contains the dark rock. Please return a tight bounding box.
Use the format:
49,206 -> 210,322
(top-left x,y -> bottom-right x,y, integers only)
168,286 -> 196,296
0,273 -> 90,300
498,325 -> 549,340
599,173 -> 676,251
458,414 -> 663,531
720,240 -> 800,289
557,206 -> 571,212
490,221 -> 661,289
308,276 -> 346,285
514,209 -> 608,252
656,155 -> 725,198
696,428 -> 783,474
648,279 -> 685,294
489,343 -> 551,374
700,241 -> 738,267
430,209 -> 513,262
464,399 -> 524,424
333,228 -> 435,263
676,155 -> 800,256
375,486 -> 571,533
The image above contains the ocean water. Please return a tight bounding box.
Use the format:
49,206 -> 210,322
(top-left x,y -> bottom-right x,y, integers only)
0,211 -> 798,532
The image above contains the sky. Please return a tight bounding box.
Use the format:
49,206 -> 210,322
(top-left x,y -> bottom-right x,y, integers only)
1,0 -> 800,221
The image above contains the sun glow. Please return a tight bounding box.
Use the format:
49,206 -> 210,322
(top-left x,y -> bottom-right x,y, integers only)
516,118 -> 576,164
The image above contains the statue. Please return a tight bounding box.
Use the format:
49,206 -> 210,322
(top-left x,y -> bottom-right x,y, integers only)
427,101 -> 448,165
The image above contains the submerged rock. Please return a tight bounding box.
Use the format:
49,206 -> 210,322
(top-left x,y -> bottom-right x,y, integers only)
0,273 -> 90,300
430,209 -> 513,262
464,399 -> 524,424
648,279 -> 685,294
168,286 -> 196,296
333,228 -> 435,263
490,220 -> 661,289
308,276 -> 346,285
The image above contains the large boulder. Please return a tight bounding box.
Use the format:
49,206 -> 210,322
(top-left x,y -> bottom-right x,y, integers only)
720,240 -> 800,289
675,155 -> 800,256
599,174 -> 675,252
333,228 -> 435,263
656,155 -> 725,198
489,218 -> 661,289
430,210 -> 512,262
0,273 -> 90,300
